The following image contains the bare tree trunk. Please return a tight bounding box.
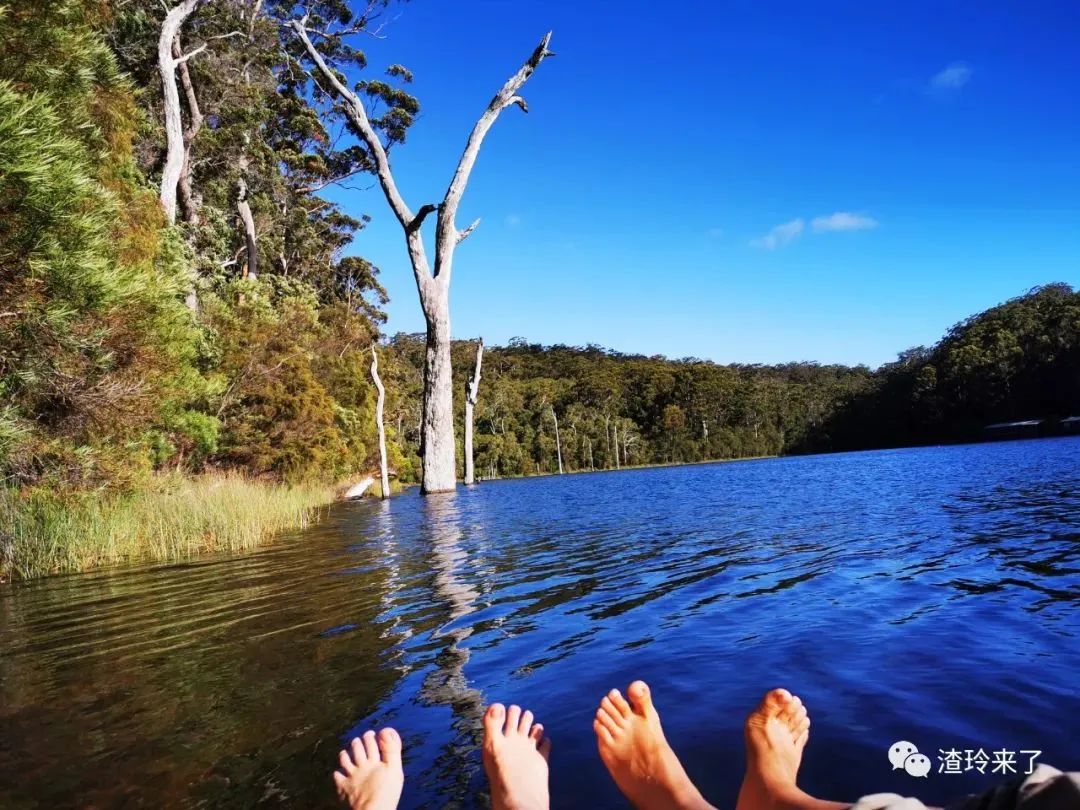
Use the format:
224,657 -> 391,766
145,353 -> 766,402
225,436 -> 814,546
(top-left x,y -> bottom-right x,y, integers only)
587,437 -> 594,470
173,37 -> 204,225
623,427 -> 631,467
613,422 -> 621,469
550,405 -> 563,474
371,346 -> 390,499
159,0 -> 201,225
419,284 -> 456,491
290,21 -> 553,494
236,156 -> 258,279
464,338 -> 483,485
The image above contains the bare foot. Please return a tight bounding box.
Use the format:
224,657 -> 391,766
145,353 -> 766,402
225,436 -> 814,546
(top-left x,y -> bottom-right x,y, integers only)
594,680 -> 715,810
737,689 -> 843,810
332,728 -> 404,810
482,703 -> 552,810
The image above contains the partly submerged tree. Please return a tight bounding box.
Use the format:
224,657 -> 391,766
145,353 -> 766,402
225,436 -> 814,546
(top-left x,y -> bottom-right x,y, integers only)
464,338 -> 483,485
286,4 -> 554,492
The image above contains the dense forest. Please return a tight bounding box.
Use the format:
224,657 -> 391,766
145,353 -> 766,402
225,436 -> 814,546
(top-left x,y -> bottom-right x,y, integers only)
385,282 -> 1076,479
1,2 -> 1078,578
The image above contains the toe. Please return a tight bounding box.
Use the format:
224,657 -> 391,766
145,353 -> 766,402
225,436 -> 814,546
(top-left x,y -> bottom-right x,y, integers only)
350,736 -> 367,765
377,728 -> 402,764
627,680 -> 653,717
762,688 -> 793,714
529,723 -> 545,746
779,699 -> 806,729
518,709 -> 534,735
505,705 -> 522,735
333,770 -> 349,792
795,726 -> 810,750
600,696 -> 626,726
593,717 -> 614,746
362,730 -> 380,761
340,746 -> 357,773
596,706 -> 621,736
539,736 -> 552,761
484,704 -> 506,741
609,688 -> 632,718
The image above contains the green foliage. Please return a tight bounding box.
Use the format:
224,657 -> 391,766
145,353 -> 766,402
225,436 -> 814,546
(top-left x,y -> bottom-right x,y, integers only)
0,1 -> 197,489
380,334 -> 870,478
3,0 -> 1076,584
807,284 -> 1080,450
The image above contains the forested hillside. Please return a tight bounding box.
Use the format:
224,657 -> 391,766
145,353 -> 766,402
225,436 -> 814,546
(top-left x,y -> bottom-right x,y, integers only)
1,0 -> 401,494
1,2 -> 1077,579
383,283 -> 1080,479
806,283 -> 1080,451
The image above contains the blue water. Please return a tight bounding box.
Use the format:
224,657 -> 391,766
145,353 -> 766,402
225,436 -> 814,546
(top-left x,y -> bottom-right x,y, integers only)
1,439 -> 1078,808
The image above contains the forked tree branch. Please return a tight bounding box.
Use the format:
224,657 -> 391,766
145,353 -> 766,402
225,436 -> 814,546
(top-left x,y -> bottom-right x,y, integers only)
439,33 -> 554,230
288,17 -> 416,230
287,20 -> 553,294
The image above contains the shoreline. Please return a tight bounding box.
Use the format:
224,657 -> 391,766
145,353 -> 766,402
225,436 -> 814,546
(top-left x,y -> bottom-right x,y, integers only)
469,453 -> 779,483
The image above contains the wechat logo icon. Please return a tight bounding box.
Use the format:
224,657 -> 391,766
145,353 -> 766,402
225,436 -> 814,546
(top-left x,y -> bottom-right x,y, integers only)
889,741 -> 930,777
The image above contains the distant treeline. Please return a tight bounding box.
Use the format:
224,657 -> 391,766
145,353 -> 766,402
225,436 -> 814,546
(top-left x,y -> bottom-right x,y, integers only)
379,284 -> 1080,480
808,283 -> 1080,452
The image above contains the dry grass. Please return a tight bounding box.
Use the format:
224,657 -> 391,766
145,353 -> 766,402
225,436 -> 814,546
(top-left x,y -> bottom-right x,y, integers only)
0,474 -> 335,581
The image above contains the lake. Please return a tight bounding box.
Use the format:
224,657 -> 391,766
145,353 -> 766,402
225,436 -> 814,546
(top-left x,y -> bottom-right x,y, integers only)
1,439 -> 1078,808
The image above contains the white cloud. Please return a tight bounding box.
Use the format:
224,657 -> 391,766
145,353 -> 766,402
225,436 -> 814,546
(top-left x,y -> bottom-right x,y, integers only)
929,62 -> 973,94
750,218 -> 804,249
505,213 -> 522,228
811,212 -> 879,233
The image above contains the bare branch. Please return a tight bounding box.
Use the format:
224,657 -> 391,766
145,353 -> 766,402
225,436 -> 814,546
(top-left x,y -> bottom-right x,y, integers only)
287,19 -> 414,229
158,0 -> 201,224
174,43 -> 207,63
457,218 -> 480,243
435,32 -> 554,267
298,166 -> 372,194
175,30 -> 244,63
408,203 -> 438,232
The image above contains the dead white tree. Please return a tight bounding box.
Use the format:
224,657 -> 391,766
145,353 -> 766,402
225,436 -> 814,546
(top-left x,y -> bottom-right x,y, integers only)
158,0 -> 202,225
173,36 -> 203,225
623,424 -> 639,466
289,20 -> 554,493
370,346 -> 390,499
550,405 -> 563,474
463,338 -> 484,485
237,151 -> 258,279
613,421 -> 621,470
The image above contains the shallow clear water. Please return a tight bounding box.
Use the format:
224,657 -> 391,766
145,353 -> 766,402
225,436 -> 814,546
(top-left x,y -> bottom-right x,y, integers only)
2,439 -> 1079,809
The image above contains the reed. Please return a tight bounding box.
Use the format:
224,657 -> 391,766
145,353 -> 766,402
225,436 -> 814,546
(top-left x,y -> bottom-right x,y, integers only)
0,474 -> 335,581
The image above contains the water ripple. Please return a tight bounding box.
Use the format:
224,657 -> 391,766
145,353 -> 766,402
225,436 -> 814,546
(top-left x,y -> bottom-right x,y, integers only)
2,439 -> 1079,808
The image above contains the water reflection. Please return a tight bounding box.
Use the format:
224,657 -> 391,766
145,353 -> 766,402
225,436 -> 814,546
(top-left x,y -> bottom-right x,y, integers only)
1,439 -> 1079,808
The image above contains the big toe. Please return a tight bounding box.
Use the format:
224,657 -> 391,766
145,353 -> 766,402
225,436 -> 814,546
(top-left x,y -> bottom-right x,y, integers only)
377,728 -> 402,765
755,688 -> 795,719
484,703 -> 506,742
627,680 -> 654,717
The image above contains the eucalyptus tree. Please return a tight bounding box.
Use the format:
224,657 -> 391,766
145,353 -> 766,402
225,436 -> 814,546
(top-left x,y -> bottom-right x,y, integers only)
286,6 -> 554,492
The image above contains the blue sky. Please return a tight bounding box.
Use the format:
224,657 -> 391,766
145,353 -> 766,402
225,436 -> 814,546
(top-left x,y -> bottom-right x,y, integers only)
328,1 -> 1080,368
